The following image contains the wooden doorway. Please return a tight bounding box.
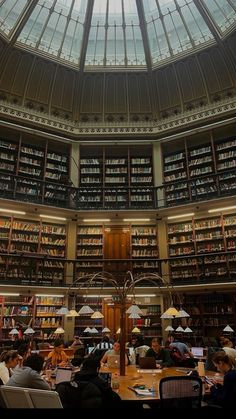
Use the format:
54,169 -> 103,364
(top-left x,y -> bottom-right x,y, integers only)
104,226 -> 131,275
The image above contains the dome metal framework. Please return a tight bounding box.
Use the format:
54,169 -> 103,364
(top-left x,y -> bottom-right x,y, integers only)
0,0 -> 235,134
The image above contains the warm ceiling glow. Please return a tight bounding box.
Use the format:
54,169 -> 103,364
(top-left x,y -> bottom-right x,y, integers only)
0,208 -> 26,215
208,206 -> 236,213
35,294 -> 64,297
123,218 -> 150,222
39,214 -> 67,221
0,292 -> 20,296
167,213 -> 195,220
83,219 -> 110,222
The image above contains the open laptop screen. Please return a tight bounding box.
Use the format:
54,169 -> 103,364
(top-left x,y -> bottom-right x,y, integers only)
55,368 -> 72,385
191,347 -> 204,357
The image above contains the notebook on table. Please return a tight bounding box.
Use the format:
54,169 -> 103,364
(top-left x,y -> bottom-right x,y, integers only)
107,354 -> 120,369
138,357 -> 157,369
55,367 -> 73,385
191,347 -> 204,358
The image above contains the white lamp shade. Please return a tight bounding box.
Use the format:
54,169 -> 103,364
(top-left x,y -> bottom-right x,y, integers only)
161,306 -> 180,319
175,326 -> 185,332
9,328 -> 19,335
176,309 -> 190,318
24,327 -> 35,335
132,326 -> 141,333
84,327 -> 92,333
126,304 -> 143,315
184,327 -> 193,333
223,325 -> 234,332
116,327 -> 121,334
90,327 -> 98,334
54,327 -> 65,334
56,306 -> 70,315
78,305 -> 94,315
128,312 -> 141,319
68,309 -> 79,316
165,325 -> 174,332
91,310 -> 104,319
102,327 -> 111,333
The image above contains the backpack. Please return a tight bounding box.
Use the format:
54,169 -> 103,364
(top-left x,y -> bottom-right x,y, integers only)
169,346 -> 184,364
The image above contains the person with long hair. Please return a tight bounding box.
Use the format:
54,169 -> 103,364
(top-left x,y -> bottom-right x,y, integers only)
0,350 -> 19,384
208,351 -> 236,408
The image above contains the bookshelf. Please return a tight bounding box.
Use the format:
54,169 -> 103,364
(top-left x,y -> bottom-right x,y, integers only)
0,294 -> 34,340
163,148 -> 189,205
76,225 -> 104,279
215,137 -> 236,195
0,132 -> 70,205
34,295 -> 64,339
131,225 -> 159,275
130,145 -> 153,208
135,303 -> 162,343
173,293 -> 236,341
79,146 -> 103,208
104,147 -> 128,209
167,215 -> 232,283
0,216 -> 67,286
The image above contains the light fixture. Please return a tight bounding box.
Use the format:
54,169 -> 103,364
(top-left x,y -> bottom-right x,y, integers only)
39,214 -> 67,221
126,304 -> 143,315
175,326 -> 185,332
35,294 -> 64,297
56,306 -> 70,315
167,213 -> 194,220
82,295 -> 112,298
54,327 -> 65,334
9,328 -> 19,335
132,326 -> 141,333
68,309 -> 79,316
160,306 -> 180,319
84,327 -> 92,333
208,206 -> 236,213
0,293 -> 20,296
223,325 -> 234,332
91,310 -> 104,319
90,327 -> 99,334
83,219 -> 110,222
165,325 -> 174,332
77,305 -> 94,315
24,327 -> 35,335
128,312 -> 141,319
127,294 -> 156,298
123,218 -> 150,222
116,327 -> 121,334
176,309 -> 190,318
184,327 -> 193,333
102,327 -> 111,333
0,208 -> 26,215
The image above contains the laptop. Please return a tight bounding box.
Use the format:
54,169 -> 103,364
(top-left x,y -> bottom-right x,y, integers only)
191,347 -> 204,358
107,354 -> 120,369
55,367 -> 73,385
138,357 -> 157,369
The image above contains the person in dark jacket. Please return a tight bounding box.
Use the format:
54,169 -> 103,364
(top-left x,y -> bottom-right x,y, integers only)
145,338 -> 174,367
56,356 -> 122,408
208,351 -> 236,408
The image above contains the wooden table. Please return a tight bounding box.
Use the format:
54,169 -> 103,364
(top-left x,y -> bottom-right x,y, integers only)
100,365 -> 219,401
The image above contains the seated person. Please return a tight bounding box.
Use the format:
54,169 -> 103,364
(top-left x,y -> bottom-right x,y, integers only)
207,351 -> 236,408
56,356 -> 121,408
168,334 -> 195,367
145,338 -> 174,367
222,338 -> 236,359
46,339 -> 68,367
6,353 -> 50,390
0,350 -> 19,384
100,341 -> 129,365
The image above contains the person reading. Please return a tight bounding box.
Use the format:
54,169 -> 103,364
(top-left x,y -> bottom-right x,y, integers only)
46,339 -> 68,368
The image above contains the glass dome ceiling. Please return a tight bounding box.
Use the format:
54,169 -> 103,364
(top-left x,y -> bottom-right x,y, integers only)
0,0 -> 236,70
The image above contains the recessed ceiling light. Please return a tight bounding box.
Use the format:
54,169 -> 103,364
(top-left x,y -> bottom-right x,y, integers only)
39,214 -> 67,221
0,208 -> 26,215
208,206 -> 236,213
167,213 -> 194,220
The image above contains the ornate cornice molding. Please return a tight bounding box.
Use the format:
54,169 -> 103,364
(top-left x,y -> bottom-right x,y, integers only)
0,96 -> 236,139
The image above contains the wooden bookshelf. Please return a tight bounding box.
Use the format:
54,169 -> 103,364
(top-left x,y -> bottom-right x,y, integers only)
131,225 -> 159,275
76,225 -> 104,279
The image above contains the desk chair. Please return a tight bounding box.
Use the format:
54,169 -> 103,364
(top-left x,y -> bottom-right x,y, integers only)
159,376 -> 203,408
0,386 -> 63,408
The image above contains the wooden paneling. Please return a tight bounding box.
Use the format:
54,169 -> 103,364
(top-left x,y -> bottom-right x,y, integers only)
104,226 -> 131,272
